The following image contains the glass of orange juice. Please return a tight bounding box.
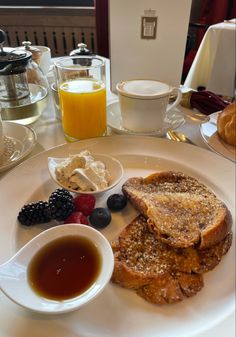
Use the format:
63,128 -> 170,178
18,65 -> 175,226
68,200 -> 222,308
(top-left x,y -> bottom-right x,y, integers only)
54,56 -> 106,141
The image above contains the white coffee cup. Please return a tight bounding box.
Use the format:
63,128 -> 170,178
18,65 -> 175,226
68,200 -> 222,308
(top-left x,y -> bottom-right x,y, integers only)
116,79 -> 182,132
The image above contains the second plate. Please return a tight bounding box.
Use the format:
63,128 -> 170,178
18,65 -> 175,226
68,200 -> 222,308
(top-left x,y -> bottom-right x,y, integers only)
0,122 -> 37,173
200,111 -> 235,162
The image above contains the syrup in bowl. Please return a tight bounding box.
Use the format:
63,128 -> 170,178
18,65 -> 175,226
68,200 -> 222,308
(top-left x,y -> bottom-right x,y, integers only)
28,235 -> 101,301
0,224 -> 114,314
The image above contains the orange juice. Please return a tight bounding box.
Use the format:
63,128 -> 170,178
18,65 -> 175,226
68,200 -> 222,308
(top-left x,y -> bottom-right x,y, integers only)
59,78 -> 106,140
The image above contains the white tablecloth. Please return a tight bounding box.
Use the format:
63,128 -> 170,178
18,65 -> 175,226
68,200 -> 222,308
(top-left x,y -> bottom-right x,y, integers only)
184,21 -> 236,97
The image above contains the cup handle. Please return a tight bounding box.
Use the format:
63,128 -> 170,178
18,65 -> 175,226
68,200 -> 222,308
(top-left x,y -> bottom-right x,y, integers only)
166,88 -> 182,112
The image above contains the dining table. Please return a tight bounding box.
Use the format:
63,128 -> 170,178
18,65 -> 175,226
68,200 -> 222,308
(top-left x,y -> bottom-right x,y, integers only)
0,57 -> 215,181
184,20 -> 236,98
0,57 -> 235,337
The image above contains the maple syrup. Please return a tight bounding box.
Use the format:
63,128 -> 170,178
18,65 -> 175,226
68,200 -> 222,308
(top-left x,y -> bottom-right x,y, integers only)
27,235 -> 101,300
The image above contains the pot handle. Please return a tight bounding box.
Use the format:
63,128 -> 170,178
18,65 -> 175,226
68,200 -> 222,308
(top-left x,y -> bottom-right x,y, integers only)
167,88 -> 182,112
0,63 -> 13,74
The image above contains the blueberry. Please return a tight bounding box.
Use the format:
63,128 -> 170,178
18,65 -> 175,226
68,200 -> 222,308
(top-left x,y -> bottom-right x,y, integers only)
107,194 -> 127,211
89,208 -> 111,229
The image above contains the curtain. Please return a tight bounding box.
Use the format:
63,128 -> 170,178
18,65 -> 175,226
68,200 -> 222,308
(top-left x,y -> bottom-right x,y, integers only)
199,0 -> 235,24
95,0 -> 109,57
196,0 -> 236,46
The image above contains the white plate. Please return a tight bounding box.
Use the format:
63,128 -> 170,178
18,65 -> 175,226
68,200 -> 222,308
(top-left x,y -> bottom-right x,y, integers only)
107,100 -> 185,135
0,122 -> 37,172
0,136 -> 235,337
200,112 -> 236,162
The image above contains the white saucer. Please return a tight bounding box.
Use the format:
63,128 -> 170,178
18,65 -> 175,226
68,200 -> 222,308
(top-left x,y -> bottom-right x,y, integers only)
200,112 -> 235,162
107,100 -> 185,136
0,122 -> 37,173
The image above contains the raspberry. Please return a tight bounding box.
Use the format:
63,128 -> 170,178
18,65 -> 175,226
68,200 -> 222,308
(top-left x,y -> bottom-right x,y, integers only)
73,194 -> 96,216
64,211 -> 89,225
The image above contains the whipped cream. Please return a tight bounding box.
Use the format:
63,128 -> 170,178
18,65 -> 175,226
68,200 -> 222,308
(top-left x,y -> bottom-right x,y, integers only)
55,150 -> 111,191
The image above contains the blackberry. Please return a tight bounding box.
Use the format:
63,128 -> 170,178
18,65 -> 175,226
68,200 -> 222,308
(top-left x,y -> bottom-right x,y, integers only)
18,201 -> 51,226
48,188 -> 74,221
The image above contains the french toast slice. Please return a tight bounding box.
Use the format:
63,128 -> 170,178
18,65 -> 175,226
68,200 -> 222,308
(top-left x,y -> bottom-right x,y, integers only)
111,215 -> 232,304
122,171 -> 232,249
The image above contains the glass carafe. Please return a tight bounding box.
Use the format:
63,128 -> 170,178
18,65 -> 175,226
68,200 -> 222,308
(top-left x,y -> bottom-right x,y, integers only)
0,30 -> 49,125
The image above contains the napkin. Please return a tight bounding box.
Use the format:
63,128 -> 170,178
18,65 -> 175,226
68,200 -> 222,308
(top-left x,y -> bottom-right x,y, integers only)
181,90 -> 230,115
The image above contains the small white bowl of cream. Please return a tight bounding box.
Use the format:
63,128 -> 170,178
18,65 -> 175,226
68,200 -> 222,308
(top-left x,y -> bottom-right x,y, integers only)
48,150 -> 124,195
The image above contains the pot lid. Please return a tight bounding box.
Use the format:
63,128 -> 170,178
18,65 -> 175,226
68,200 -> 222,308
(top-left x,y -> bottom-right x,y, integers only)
19,41 -> 42,65
70,43 -> 92,56
0,30 -> 32,72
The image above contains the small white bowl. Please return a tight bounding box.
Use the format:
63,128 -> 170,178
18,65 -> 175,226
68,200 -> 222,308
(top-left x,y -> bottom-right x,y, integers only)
48,153 -> 124,195
0,224 -> 114,314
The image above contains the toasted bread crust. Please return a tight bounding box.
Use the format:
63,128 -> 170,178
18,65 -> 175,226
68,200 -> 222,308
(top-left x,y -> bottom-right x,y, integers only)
196,230 -> 232,272
200,207 -> 232,249
137,272 -> 204,304
122,171 -> 232,249
111,215 -> 232,304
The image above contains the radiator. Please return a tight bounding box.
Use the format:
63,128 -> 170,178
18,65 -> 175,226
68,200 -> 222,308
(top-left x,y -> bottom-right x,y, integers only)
3,25 -> 96,57
0,6 -> 97,56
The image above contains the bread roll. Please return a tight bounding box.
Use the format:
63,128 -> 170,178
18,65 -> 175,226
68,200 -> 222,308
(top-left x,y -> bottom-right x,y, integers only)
217,101 -> 236,146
